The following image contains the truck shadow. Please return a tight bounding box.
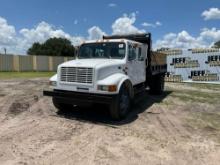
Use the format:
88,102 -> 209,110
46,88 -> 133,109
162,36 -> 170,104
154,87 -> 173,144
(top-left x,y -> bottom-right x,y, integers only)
56,90 -> 172,126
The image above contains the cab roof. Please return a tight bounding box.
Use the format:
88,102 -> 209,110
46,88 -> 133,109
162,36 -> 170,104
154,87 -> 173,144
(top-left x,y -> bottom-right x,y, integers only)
83,38 -> 143,45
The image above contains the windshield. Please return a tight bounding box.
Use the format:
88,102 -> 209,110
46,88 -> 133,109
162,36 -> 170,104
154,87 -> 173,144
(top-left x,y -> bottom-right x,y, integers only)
78,42 -> 126,59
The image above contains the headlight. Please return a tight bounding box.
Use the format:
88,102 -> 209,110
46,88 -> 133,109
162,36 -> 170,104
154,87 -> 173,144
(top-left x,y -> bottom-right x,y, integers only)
97,85 -> 117,92
49,81 -> 57,86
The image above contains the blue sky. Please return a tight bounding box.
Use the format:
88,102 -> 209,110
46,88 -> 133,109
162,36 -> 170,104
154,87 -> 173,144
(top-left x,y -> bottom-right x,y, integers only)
0,0 -> 220,54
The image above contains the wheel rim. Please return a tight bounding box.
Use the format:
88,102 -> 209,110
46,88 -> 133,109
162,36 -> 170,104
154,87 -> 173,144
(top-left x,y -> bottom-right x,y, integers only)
119,89 -> 129,115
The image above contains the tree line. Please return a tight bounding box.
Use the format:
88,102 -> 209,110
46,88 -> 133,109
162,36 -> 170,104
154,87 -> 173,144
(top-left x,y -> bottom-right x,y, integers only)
27,37 -> 220,57
27,38 -> 76,56
213,41 -> 220,48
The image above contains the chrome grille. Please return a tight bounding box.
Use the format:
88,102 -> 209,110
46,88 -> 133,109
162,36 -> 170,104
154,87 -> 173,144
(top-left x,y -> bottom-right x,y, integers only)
60,67 -> 93,84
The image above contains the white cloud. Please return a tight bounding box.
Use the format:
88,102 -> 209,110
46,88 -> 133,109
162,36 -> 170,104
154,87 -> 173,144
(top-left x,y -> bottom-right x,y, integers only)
74,19 -> 78,25
20,22 -> 71,43
155,31 -> 205,49
0,17 -> 18,54
135,11 -> 139,15
0,14 -> 160,54
18,21 -> 84,54
0,19 -> 85,54
88,26 -> 106,40
0,17 -> 16,45
142,22 -> 154,27
156,21 -> 162,26
200,27 -> 220,40
142,21 -> 162,28
108,3 -> 117,7
112,13 -> 145,35
202,8 -> 220,20
1,13 -> 220,55
155,28 -> 220,49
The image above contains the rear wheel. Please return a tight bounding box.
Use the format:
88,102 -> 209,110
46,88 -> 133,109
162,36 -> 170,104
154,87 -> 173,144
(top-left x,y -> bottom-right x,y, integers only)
109,84 -> 131,120
149,74 -> 165,95
52,97 -> 73,111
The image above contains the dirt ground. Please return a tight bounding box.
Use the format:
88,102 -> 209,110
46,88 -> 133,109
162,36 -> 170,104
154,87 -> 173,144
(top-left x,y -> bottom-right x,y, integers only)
0,78 -> 220,165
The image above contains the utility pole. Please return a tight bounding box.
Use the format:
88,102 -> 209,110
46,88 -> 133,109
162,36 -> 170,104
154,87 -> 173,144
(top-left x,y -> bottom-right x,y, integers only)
4,48 -> 6,55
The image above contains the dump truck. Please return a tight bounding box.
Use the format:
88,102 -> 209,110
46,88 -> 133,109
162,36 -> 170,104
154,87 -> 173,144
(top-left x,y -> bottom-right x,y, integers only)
43,33 -> 167,120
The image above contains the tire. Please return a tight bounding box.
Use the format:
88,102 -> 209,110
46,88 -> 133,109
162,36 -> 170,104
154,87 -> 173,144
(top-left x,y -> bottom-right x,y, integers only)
109,84 -> 131,120
52,97 -> 73,111
149,74 -> 165,95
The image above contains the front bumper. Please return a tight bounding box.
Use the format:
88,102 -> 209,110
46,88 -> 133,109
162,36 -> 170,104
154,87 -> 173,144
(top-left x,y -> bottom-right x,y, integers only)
43,89 -> 117,105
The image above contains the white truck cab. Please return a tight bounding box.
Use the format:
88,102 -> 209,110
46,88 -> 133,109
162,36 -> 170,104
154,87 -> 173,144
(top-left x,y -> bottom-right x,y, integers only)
44,33 -> 167,120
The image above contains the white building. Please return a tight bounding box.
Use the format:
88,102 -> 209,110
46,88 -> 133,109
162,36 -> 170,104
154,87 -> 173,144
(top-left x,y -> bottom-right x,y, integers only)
158,48 -> 220,83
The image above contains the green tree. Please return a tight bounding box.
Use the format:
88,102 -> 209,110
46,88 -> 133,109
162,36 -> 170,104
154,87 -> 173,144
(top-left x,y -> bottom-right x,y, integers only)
213,40 -> 220,48
27,38 -> 75,56
27,42 -> 41,55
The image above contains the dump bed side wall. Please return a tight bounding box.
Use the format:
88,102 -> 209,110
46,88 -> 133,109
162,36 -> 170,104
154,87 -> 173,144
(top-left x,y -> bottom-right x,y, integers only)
150,52 -> 167,75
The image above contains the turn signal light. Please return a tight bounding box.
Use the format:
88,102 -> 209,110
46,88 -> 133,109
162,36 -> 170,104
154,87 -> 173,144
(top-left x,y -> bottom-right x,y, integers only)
98,85 -> 117,92
108,85 -> 117,92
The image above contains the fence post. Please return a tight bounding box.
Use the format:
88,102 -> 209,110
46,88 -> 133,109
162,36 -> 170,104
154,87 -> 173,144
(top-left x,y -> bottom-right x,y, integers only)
13,55 -> 20,72
64,57 -> 68,62
33,55 -> 37,71
49,56 -> 53,71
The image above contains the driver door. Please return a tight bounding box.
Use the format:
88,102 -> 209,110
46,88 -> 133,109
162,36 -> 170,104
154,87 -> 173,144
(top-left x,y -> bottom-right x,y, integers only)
127,44 -> 141,85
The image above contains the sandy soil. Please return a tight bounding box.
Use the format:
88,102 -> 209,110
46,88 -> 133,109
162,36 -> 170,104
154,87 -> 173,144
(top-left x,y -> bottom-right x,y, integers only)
0,78 -> 220,165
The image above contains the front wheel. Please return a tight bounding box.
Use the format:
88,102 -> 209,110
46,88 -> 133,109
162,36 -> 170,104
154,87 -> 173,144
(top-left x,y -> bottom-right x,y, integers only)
109,84 -> 131,120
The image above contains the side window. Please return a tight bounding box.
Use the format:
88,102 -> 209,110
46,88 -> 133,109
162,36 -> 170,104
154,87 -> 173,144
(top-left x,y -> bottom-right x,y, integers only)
128,45 -> 137,61
138,47 -> 144,61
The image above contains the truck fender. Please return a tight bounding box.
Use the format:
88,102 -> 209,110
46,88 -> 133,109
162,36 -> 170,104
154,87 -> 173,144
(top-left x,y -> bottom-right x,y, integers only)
97,73 -> 133,97
118,78 -> 134,99
50,74 -> 58,82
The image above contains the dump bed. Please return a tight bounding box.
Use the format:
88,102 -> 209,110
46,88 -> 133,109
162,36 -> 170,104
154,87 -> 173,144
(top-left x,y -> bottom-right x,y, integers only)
151,51 -> 167,75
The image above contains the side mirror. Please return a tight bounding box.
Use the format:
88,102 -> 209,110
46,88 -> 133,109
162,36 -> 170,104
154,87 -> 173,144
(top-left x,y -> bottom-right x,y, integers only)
138,57 -> 144,61
128,53 -> 135,61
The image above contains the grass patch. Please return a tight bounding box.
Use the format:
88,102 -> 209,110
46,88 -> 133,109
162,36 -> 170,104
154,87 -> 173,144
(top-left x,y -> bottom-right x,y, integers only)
170,90 -> 220,104
187,112 -> 220,130
187,83 -> 220,91
166,83 -> 220,104
0,72 -> 55,79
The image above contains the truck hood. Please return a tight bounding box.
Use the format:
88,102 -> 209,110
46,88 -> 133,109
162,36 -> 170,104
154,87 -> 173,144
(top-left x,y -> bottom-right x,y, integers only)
59,59 -> 125,68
